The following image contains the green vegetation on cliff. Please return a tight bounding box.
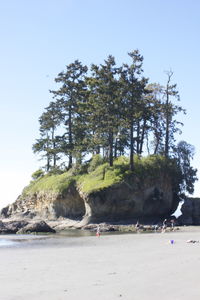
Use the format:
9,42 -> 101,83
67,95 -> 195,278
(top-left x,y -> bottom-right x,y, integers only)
78,157 -> 128,193
78,155 -> 180,194
22,172 -> 76,196
22,155 -> 182,197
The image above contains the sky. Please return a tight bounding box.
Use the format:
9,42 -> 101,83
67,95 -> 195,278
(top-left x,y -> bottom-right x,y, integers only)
0,0 -> 200,209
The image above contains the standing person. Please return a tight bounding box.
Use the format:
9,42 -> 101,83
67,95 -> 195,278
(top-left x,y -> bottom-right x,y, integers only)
154,224 -> 159,232
170,219 -> 175,231
96,225 -> 100,237
135,221 -> 140,232
162,219 -> 167,233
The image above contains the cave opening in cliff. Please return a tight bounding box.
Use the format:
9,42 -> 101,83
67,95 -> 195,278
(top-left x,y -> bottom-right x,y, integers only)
53,191 -> 86,220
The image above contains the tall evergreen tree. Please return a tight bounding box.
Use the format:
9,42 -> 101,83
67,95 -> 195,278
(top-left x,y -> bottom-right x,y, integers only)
50,60 -> 88,168
174,141 -> 198,194
33,101 -> 63,171
163,71 -> 185,157
120,50 -> 148,170
146,83 -> 165,154
87,55 -> 120,166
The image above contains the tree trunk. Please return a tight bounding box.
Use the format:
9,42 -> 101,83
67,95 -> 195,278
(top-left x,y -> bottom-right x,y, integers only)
146,132 -> 150,155
68,105 -> 73,168
114,138 -> 118,158
109,131 -> 113,167
139,119 -> 146,154
136,120 -> 140,154
165,88 -> 169,158
130,121 -> 134,171
153,131 -> 160,155
46,133 -> 51,171
52,128 -> 56,168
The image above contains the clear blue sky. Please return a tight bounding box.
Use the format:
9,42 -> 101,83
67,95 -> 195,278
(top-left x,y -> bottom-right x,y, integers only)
0,0 -> 200,208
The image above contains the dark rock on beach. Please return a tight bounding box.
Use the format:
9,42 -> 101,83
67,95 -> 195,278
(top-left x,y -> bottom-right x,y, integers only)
0,220 -> 15,234
3,220 -> 29,233
0,219 -> 56,234
17,220 -> 56,234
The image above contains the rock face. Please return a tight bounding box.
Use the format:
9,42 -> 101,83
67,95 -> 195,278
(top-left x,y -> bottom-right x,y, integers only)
178,198 -> 200,225
1,174 -> 178,225
80,176 -> 177,224
2,183 -> 85,220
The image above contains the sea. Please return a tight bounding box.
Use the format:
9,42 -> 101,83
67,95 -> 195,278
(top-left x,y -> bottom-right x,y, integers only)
0,229 -> 133,249
0,229 -> 108,249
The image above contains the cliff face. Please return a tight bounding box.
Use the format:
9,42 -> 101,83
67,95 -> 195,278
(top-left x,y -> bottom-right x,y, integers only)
2,183 -> 85,220
79,174 -> 176,224
1,174 -> 177,224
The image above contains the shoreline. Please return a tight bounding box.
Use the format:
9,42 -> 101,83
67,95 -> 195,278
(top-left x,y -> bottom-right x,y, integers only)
0,224 -> 199,246
0,215 -> 182,234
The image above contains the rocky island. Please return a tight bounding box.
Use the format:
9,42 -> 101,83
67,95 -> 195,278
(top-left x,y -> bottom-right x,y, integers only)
0,155 -> 187,233
1,52 -> 198,233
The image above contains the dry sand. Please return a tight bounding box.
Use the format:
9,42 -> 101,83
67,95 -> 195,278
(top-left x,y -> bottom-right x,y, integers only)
1,227 -> 200,300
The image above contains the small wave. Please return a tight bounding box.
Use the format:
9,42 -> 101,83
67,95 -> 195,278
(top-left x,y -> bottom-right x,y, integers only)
0,239 -> 16,247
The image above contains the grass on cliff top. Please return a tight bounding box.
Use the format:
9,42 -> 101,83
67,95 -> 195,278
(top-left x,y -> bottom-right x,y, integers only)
78,155 -> 172,194
78,156 -> 129,194
22,155 -> 176,197
22,171 -> 76,196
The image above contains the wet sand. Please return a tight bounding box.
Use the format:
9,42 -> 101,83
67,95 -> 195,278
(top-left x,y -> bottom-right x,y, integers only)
1,227 -> 200,300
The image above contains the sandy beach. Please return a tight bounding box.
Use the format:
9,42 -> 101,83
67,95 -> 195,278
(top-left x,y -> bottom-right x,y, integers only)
1,227 -> 200,300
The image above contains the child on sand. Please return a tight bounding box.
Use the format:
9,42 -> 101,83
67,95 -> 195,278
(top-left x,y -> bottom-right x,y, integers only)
96,225 -> 100,237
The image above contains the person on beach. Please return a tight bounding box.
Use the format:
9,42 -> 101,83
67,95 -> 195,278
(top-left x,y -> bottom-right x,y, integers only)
162,219 -> 167,232
135,221 -> 140,232
96,225 -> 100,237
170,219 -> 175,231
154,224 -> 159,232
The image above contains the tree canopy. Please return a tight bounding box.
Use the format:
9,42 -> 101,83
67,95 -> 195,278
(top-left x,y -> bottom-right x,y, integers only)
33,50 -> 197,196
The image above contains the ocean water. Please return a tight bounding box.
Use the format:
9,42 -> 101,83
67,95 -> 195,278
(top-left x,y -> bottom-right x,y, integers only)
0,229 -> 127,249
0,230 -> 97,249
0,234 -> 50,248
0,239 -> 17,247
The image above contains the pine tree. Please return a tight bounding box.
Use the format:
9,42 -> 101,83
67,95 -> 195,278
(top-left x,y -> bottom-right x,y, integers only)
87,55 -> 121,166
120,50 -> 148,171
174,141 -> 198,194
33,101 -> 63,171
50,60 -> 88,168
145,83 -> 165,154
163,70 -> 185,157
